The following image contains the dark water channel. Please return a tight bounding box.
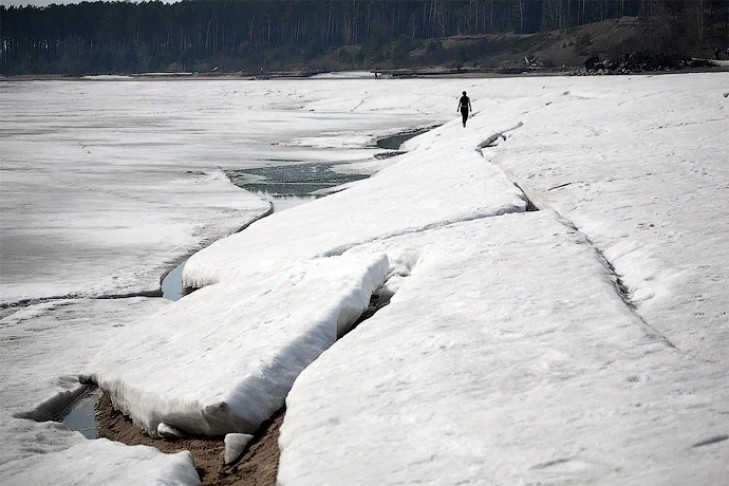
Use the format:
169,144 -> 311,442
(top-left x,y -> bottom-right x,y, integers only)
376,127 -> 432,150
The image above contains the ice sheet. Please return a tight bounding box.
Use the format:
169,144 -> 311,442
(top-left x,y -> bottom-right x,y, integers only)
279,213 -> 729,485
0,80 -> 434,304
0,438 -> 199,486
2,74 -> 727,485
0,162 -> 269,303
479,73 -> 729,363
0,78 -> 442,485
0,298 -> 168,420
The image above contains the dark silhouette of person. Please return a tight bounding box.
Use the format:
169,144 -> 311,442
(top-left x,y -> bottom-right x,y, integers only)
457,91 -> 472,127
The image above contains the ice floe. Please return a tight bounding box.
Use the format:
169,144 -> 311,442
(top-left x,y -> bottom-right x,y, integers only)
88,253 -> 389,436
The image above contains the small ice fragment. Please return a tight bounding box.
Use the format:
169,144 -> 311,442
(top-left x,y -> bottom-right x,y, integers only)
157,422 -> 185,438
224,433 -> 254,465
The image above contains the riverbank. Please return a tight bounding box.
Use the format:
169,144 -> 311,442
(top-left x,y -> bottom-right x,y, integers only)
4,62 -> 728,84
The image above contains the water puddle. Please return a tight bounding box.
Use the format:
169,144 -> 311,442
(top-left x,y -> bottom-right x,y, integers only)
226,162 -> 368,196
57,387 -> 102,439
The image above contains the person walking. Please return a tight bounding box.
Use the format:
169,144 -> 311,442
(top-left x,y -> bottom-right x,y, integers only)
457,91 -> 472,127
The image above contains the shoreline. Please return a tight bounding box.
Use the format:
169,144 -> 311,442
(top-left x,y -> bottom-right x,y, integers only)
159,203 -> 274,299
2,63 -> 727,83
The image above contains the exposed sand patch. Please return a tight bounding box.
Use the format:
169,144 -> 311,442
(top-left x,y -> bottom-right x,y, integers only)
96,393 -> 283,486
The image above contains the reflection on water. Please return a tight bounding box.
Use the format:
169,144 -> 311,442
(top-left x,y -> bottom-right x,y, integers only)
59,388 -> 102,439
226,163 -> 368,196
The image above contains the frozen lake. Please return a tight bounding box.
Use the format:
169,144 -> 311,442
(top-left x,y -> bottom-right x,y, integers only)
0,80 -> 436,305
2,74 -> 727,486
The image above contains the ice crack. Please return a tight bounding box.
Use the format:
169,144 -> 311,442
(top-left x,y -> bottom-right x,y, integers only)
317,202 -> 526,259
485,161 -> 678,351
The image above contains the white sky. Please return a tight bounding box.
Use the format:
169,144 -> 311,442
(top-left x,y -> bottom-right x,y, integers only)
2,0 -> 94,6
1,0 -> 171,7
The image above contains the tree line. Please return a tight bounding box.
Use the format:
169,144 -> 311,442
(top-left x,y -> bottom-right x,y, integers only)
1,0 -> 727,75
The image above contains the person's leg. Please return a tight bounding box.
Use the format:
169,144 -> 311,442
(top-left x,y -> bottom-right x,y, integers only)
461,109 -> 468,127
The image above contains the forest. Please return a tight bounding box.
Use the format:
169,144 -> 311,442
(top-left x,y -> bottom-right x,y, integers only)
1,0 -> 727,75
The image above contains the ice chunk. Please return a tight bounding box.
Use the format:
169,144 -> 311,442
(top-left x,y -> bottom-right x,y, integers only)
224,433 -> 254,465
157,422 -> 185,438
88,253 -> 389,436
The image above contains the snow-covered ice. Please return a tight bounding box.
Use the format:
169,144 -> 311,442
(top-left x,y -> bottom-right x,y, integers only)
2,73 -> 728,485
224,433 -> 254,465
0,79 -> 433,484
273,73 -> 729,485
88,253 -> 389,436
0,438 -> 200,486
479,74 -> 729,364
0,298 -> 168,421
0,298 -> 201,485
310,71 -> 376,79
0,80 -> 432,304
279,212 -> 729,485
182,137 -> 526,289
85,114 -> 528,438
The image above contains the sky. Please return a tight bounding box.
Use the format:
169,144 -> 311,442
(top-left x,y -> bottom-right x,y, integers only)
1,0 -> 168,7
3,0 -> 99,6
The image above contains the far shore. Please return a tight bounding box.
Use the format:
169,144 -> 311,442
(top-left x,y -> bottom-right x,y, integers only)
3,63 -> 727,82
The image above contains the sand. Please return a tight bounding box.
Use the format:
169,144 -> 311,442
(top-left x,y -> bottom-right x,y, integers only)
96,393 -> 283,486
